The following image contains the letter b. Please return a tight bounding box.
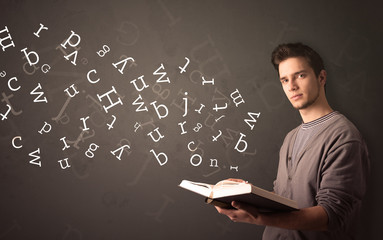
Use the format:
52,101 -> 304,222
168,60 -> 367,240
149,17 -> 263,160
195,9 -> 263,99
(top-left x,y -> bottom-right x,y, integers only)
234,133 -> 248,153
21,47 -> 40,66
150,149 -> 168,166
150,101 -> 169,120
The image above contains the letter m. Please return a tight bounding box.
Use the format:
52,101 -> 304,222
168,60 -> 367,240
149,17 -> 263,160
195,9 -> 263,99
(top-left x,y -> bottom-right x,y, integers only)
244,112 -> 260,130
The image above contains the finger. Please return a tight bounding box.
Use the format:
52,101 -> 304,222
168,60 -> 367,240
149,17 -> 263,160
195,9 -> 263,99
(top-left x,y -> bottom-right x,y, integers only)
227,178 -> 246,183
232,201 -> 259,217
215,206 -> 234,215
215,206 -> 224,213
231,201 -> 240,209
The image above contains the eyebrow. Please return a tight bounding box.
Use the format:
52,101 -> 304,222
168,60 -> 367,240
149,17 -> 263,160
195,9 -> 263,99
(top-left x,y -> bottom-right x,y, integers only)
279,70 -> 307,80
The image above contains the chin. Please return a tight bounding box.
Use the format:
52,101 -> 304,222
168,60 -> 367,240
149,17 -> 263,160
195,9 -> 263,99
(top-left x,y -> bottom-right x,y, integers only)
292,103 -> 308,110
290,102 -> 303,109
290,99 -> 312,110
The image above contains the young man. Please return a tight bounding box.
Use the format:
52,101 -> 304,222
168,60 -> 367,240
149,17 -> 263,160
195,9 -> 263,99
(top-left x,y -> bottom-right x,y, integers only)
215,43 -> 370,239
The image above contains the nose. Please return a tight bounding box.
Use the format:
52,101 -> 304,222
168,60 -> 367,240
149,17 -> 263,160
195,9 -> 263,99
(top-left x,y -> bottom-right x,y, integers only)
288,79 -> 297,92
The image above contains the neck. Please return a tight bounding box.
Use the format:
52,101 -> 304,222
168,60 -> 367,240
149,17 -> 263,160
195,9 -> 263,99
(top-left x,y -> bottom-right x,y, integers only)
299,96 -> 333,123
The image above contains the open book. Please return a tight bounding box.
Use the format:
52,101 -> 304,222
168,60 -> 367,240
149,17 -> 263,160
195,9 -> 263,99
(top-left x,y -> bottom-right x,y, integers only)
179,179 -> 298,212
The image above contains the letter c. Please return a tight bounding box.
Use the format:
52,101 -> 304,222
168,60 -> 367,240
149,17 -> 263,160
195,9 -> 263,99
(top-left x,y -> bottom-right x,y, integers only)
8,77 -> 21,91
187,141 -> 198,152
12,136 -> 22,148
87,69 -> 100,84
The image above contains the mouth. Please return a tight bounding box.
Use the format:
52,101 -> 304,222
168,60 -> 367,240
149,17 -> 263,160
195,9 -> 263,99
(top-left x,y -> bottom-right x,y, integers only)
291,94 -> 303,100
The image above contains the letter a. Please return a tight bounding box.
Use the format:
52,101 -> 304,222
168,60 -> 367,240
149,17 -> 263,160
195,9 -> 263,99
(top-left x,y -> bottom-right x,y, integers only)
63,50 -> 79,65
110,145 -> 131,160
112,56 -> 135,74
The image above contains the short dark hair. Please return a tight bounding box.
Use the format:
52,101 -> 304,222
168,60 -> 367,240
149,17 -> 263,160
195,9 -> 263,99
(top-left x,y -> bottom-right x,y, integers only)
271,42 -> 325,76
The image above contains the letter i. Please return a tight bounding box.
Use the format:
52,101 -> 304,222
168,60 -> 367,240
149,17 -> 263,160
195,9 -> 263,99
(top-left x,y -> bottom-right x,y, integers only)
183,92 -> 188,117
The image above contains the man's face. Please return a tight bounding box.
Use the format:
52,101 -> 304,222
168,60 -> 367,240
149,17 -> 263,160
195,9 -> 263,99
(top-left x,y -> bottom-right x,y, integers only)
278,57 -> 323,110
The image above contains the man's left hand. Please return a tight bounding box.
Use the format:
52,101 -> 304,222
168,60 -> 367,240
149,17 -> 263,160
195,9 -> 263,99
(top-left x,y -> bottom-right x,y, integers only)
215,201 -> 262,225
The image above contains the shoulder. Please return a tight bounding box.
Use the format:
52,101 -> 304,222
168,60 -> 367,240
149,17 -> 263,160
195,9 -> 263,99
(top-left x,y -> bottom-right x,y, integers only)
324,113 -> 364,144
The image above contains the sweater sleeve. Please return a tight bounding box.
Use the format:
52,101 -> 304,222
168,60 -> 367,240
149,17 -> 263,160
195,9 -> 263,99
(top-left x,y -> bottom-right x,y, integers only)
316,140 -> 369,231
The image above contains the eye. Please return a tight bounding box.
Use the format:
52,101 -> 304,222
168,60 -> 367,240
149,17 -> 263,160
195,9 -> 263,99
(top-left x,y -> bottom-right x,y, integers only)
298,73 -> 305,78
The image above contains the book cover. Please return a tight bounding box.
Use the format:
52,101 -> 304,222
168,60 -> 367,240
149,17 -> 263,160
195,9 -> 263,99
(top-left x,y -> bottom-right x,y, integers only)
179,179 -> 299,212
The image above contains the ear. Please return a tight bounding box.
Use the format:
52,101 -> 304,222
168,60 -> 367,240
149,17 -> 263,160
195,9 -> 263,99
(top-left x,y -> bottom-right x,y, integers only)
318,70 -> 327,86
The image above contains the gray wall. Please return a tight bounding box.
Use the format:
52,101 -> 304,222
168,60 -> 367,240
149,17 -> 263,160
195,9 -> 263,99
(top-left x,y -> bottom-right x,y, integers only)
0,0 -> 381,239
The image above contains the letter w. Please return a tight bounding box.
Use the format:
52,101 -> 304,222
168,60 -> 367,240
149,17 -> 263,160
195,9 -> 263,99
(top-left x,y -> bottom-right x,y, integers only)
244,112 -> 261,130
153,63 -> 170,83
132,94 -> 148,112
30,83 -> 48,103
29,148 -> 42,167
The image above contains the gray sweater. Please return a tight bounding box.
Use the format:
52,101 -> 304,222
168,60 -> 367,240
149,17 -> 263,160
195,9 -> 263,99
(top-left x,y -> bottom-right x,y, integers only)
263,113 -> 370,240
